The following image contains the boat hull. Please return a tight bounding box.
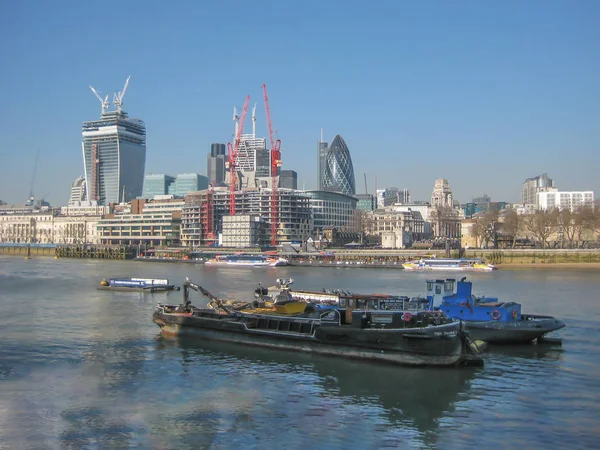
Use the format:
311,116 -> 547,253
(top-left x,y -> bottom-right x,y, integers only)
153,310 -> 471,367
462,315 -> 565,344
204,261 -> 285,267
98,285 -> 178,293
403,265 -> 495,272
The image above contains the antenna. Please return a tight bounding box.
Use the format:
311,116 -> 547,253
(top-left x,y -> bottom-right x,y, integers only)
113,75 -> 131,113
89,86 -> 110,114
26,149 -> 41,206
364,173 -> 368,195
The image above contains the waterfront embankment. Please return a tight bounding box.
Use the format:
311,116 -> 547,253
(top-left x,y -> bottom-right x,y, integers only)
0,243 -> 135,259
3,243 -> 600,268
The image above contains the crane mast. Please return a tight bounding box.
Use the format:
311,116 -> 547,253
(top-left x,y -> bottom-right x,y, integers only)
262,84 -> 281,247
227,95 -> 250,216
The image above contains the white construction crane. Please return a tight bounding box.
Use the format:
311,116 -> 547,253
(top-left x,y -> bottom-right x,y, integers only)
89,86 -> 110,114
233,106 -> 239,138
113,75 -> 131,112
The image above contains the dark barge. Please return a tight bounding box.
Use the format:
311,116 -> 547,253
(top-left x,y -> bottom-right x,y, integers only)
152,280 -> 484,368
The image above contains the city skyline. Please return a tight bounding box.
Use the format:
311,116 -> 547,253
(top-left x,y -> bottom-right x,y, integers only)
1,1 -> 599,205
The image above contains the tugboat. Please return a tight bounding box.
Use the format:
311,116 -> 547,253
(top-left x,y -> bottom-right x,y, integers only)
427,278 -> 565,344
152,279 -> 485,368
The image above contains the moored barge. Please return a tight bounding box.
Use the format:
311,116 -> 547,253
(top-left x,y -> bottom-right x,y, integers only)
152,280 -> 484,367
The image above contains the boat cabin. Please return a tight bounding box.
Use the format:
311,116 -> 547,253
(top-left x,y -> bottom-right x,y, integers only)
426,278 -> 521,321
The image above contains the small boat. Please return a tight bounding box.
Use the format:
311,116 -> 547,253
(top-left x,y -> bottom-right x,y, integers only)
204,253 -> 288,267
427,278 -> 565,344
152,279 -> 485,367
98,277 -> 180,292
402,258 -> 496,272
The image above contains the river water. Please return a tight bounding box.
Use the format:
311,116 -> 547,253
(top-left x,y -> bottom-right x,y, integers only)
0,256 -> 599,449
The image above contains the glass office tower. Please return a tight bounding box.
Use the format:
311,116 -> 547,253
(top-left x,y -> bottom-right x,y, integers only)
82,110 -> 146,205
323,135 -> 356,196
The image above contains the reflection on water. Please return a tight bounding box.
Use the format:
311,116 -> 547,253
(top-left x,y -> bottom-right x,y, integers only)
157,336 -> 478,431
1,256 -> 600,448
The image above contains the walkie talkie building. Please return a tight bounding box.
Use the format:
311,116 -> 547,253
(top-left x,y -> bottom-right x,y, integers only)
82,78 -> 146,205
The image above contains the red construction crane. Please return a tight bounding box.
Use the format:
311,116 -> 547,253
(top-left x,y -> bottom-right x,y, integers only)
226,95 -> 250,216
262,84 -> 282,247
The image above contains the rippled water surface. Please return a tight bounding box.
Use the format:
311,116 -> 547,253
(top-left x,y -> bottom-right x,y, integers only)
1,256 -> 599,449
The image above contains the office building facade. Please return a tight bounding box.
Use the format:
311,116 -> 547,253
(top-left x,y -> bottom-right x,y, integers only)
143,174 -> 175,199
82,110 -> 146,205
355,194 -> 376,212
317,137 -> 328,190
279,170 -> 298,190
68,176 -> 87,206
521,173 -> 555,206
169,173 -> 208,197
207,143 -> 226,185
537,191 -> 594,212
322,135 -> 356,196
303,190 -> 357,232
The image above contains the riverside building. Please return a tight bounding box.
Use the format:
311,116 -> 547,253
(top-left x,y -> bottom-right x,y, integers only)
180,188 -> 312,247
537,191 -> 594,212
302,190 -> 357,233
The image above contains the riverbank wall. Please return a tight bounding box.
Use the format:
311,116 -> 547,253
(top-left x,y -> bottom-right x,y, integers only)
0,244 -> 135,260
462,249 -> 600,265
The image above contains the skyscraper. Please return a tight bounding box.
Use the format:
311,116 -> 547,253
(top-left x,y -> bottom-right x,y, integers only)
323,135 -> 356,196
521,173 -> 556,206
83,78 -> 146,205
207,143 -> 226,185
317,131 -> 328,190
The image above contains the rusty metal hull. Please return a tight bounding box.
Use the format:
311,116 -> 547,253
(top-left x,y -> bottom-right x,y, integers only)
152,310 -> 473,367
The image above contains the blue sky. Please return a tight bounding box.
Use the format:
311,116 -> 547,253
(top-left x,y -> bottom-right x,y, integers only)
1,0 -> 599,205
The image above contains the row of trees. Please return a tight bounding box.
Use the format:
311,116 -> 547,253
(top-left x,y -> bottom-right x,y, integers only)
470,206 -> 600,249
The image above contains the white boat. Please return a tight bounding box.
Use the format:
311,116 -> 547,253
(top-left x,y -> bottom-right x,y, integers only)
204,253 -> 288,267
98,277 -> 180,292
402,258 -> 496,272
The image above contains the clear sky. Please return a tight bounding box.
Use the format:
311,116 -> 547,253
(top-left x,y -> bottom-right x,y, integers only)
1,0 -> 599,206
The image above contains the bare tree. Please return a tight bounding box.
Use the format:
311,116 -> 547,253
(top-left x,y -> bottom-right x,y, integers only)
347,209 -> 369,243
558,209 -> 576,248
469,221 -> 484,248
501,209 -> 523,248
576,206 -> 598,247
525,209 -> 558,248
483,210 -> 500,248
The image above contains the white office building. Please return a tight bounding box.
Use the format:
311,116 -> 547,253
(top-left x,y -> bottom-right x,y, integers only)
537,191 -> 594,212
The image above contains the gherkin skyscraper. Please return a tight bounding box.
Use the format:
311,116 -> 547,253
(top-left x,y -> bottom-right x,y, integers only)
323,135 -> 355,196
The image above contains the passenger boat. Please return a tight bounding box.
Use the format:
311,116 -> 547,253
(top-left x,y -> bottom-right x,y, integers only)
427,278 -> 565,344
402,258 -> 496,272
98,277 -> 180,292
204,253 -> 288,267
152,279 -> 485,368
